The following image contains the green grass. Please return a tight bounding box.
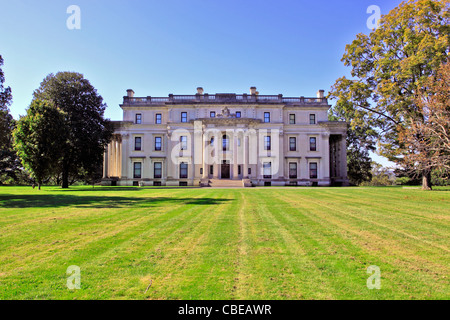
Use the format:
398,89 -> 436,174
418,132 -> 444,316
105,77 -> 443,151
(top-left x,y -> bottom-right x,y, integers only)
0,186 -> 448,300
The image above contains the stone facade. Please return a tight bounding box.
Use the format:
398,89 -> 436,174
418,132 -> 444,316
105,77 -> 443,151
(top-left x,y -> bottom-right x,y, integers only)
103,87 -> 349,187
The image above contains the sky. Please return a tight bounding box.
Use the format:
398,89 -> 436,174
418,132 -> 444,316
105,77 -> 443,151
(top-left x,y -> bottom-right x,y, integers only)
0,0 -> 404,166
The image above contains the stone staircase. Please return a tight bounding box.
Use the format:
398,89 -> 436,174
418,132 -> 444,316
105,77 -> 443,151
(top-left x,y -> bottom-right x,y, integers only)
208,179 -> 244,188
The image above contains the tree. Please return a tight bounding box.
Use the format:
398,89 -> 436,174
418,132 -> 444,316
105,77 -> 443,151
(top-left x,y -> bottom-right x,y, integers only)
32,72 -> 113,188
400,60 -> 450,189
13,100 -> 66,189
0,54 -> 22,184
329,0 -> 449,190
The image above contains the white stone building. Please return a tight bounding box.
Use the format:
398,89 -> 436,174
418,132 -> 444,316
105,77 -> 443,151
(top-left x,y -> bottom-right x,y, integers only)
103,87 -> 348,187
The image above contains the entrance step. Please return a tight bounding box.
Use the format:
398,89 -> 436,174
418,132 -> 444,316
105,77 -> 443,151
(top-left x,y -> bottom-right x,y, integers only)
209,179 -> 244,188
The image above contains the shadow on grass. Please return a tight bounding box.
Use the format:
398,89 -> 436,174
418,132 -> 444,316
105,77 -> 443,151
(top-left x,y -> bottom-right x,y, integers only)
0,194 -> 230,209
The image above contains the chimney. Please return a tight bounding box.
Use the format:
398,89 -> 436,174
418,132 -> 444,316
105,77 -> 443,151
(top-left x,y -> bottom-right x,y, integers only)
250,87 -> 257,95
317,90 -> 325,99
127,89 -> 135,98
197,87 -> 204,95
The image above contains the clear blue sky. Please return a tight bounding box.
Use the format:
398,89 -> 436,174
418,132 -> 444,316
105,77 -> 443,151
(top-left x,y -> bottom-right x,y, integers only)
1,0 -> 403,165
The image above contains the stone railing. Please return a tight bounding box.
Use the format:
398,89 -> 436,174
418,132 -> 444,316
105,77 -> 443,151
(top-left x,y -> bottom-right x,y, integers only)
123,94 -> 328,105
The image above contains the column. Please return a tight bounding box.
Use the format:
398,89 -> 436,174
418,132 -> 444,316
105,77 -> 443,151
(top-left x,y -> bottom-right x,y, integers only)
243,132 -> 249,179
232,132 -> 238,179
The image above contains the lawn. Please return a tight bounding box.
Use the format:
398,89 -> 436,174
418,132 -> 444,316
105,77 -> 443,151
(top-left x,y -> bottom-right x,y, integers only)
0,186 -> 448,300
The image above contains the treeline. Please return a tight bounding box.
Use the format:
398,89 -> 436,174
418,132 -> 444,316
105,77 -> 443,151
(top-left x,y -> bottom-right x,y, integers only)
328,0 -> 449,190
0,56 -> 113,189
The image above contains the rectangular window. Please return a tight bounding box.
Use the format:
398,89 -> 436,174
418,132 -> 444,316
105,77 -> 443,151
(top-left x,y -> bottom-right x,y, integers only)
155,137 -> 162,151
181,112 -> 187,123
264,112 -> 270,123
289,162 -> 298,179
153,181 -> 162,186
180,136 -> 188,150
180,162 -> 188,179
289,137 -> 296,151
222,135 -> 229,151
133,162 -> 142,179
263,162 -> 272,179
248,168 -> 251,175
210,111 -> 216,118
264,136 -> 271,151
210,165 -> 214,175
310,114 -> 316,125
154,162 -> 162,179
289,114 -> 295,124
136,113 -> 142,124
179,181 -> 188,186
310,137 -> 317,151
156,113 -> 162,124
310,162 -> 318,179
135,137 -> 142,151
238,165 -> 241,175
200,168 -> 203,175
236,111 -> 241,118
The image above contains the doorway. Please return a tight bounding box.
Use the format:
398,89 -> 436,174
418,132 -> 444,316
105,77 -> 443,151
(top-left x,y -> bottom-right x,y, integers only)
221,161 -> 230,179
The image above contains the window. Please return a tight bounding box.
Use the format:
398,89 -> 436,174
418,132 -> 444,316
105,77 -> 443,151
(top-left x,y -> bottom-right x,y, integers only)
289,114 -> 295,124
310,137 -> 317,151
210,111 -> 216,118
236,111 -> 241,118
135,137 -> 142,151
180,162 -> 188,179
289,137 -> 296,151
136,113 -> 142,124
210,165 -> 214,175
180,136 -> 188,150
200,168 -> 203,175
155,137 -> 162,151
289,163 -> 298,179
222,135 -> 229,151
154,162 -> 162,179
156,113 -> 162,124
179,181 -> 188,186
310,114 -> 316,125
210,137 -> 214,145
310,162 -> 318,179
238,165 -> 241,175
264,136 -> 271,151
154,181 -> 162,186
181,112 -> 187,123
264,112 -> 270,123
248,168 -> 251,175
133,162 -> 142,179
263,162 -> 272,179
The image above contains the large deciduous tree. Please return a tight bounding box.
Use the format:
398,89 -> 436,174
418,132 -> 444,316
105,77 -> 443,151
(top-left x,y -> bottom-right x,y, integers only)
329,0 -> 449,190
400,60 -> 450,189
0,54 -> 21,184
13,100 -> 66,189
32,72 -> 113,188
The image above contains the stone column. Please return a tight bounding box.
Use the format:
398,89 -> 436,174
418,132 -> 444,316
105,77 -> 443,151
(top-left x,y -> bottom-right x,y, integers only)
243,132 -> 249,179
340,134 -> 348,178
232,132 -> 238,179
277,130 -> 284,179
121,134 -> 129,179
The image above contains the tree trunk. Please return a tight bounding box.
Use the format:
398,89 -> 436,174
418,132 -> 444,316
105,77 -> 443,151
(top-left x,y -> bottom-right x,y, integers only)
38,183 -> 41,190
62,166 -> 69,189
422,172 -> 432,191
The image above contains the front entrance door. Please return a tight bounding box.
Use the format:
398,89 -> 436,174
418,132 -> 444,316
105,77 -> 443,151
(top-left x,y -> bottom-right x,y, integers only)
221,162 -> 230,179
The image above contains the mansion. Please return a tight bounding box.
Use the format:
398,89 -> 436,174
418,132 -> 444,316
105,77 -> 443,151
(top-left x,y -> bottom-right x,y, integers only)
102,87 -> 349,187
